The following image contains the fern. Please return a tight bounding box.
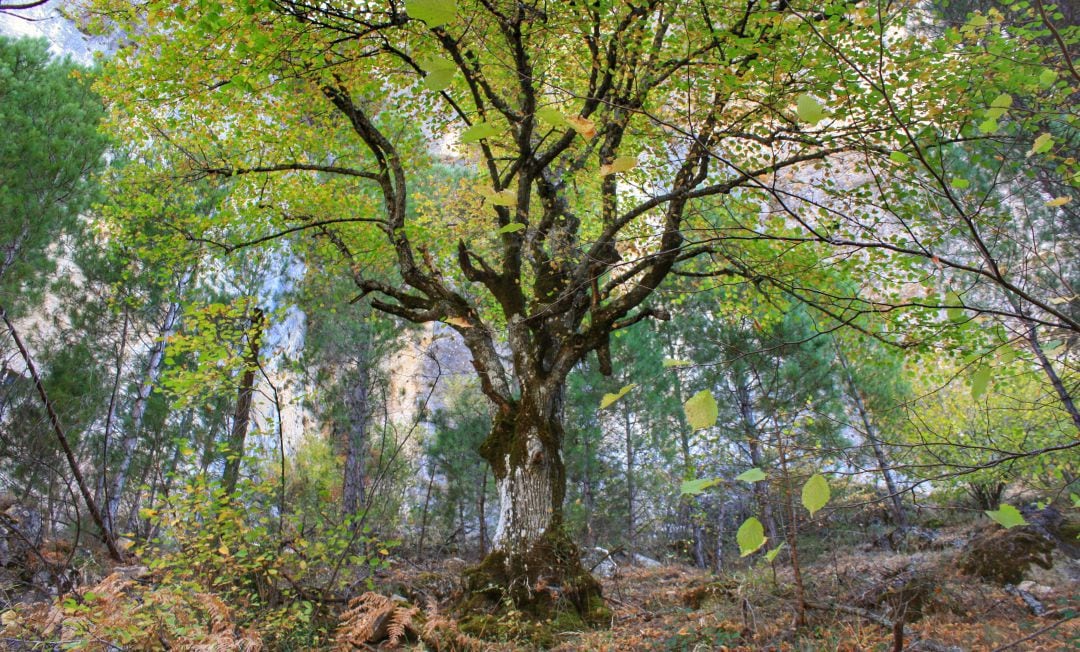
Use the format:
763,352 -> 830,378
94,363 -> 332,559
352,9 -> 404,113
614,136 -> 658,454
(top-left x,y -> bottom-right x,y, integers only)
387,604 -> 419,645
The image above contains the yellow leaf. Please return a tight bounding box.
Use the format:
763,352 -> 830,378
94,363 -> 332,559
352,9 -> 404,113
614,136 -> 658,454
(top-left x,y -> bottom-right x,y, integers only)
490,189 -> 516,206
218,545 -> 229,556
600,156 -> 637,176
1045,196 -> 1071,207
599,383 -> 636,410
566,116 -> 597,139
444,316 -> 472,328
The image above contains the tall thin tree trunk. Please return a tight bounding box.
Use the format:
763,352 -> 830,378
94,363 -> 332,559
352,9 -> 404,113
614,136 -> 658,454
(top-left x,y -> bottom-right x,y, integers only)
342,357 -> 372,519
96,308 -> 129,507
105,273 -> 189,536
478,467 -> 488,558
623,407 -> 635,558
736,373 -> 778,543
673,370 -> 707,568
416,461 -> 436,558
222,307 -> 265,496
582,425 -> 596,549
778,436 -> 807,627
834,344 -> 906,527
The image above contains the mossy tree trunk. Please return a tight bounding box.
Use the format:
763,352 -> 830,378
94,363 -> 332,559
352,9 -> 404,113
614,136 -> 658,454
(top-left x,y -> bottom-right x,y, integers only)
470,380 -> 607,624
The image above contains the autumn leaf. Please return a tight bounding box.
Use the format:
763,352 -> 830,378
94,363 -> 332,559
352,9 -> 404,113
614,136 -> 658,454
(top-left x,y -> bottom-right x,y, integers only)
600,156 -> 637,176
684,390 -> 718,431
461,122 -> 500,144
566,115 -> 597,139
600,383 -> 636,409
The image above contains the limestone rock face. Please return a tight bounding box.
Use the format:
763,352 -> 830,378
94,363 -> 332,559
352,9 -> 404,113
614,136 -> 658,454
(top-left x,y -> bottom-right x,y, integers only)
0,1 -> 116,65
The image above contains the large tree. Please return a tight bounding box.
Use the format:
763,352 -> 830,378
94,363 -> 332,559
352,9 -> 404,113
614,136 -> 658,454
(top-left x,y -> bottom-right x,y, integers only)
91,0 -> 964,618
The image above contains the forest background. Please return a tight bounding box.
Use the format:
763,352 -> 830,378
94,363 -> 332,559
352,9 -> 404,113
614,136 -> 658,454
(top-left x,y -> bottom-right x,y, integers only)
0,0 -> 1076,649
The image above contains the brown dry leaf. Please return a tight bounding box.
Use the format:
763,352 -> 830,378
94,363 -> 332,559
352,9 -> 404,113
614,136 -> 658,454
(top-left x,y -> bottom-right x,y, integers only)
566,116 -> 597,139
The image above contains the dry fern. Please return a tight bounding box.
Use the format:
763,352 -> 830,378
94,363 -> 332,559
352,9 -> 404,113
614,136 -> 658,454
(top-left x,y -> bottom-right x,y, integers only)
0,572 -> 264,651
334,591 -> 416,649
419,598 -> 486,652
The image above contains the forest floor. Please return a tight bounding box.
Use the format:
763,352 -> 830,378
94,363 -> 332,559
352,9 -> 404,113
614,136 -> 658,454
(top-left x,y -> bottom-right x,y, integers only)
2,517 -> 1077,650
373,519 -> 1079,651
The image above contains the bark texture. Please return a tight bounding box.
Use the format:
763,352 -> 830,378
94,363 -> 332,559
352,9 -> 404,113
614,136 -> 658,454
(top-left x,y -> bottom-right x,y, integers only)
466,386 -> 607,625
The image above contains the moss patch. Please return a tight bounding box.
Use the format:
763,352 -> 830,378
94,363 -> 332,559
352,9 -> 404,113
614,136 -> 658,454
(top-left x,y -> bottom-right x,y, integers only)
457,529 -> 610,645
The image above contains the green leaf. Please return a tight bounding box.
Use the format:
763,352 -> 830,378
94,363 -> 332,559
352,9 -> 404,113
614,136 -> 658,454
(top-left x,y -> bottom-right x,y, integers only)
736,468 -> 767,483
978,118 -> 999,134
971,364 -> 991,399
796,94 -> 825,125
966,13 -> 988,28
946,290 -> 965,323
801,473 -> 830,517
600,156 -> 638,176
985,504 -> 1026,529
498,222 -> 525,234
951,178 -> 970,189
737,517 -> 767,557
680,477 -> 720,496
460,122 -> 499,144
407,0 -> 457,28
684,389 -> 718,431
662,358 -> 693,368
990,93 -> 1013,109
764,542 -> 786,562
1070,493 -> 1080,508
536,107 -> 568,127
889,151 -> 910,164
420,57 -> 456,91
600,383 -> 636,410
489,189 -> 516,206
1039,69 -> 1058,87
1027,133 -> 1053,157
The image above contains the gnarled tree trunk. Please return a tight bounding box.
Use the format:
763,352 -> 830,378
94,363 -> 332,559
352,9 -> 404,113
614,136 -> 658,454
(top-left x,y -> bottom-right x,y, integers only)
467,382 -> 607,624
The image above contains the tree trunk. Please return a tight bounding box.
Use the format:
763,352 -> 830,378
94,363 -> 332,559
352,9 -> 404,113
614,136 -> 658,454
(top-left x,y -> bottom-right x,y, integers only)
104,290 -> 185,538
468,383 -> 607,624
736,374 -> 779,543
623,407 -> 635,558
477,466 -> 488,558
341,360 -> 372,519
834,345 -> 907,527
222,307 -> 265,496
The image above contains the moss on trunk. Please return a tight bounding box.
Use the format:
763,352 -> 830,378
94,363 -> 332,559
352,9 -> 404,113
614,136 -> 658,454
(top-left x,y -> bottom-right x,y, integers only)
459,527 -> 611,644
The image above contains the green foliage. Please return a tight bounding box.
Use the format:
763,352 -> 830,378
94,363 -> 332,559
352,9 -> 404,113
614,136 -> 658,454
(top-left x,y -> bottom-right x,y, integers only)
801,474 -> 831,518
680,477 -> 720,496
985,504 -> 1027,529
599,383 -> 636,410
737,517 -> 766,557
141,473 -> 391,647
684,390 -> 718,431
0,36 -> 106,313
736,468 -> 767,483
